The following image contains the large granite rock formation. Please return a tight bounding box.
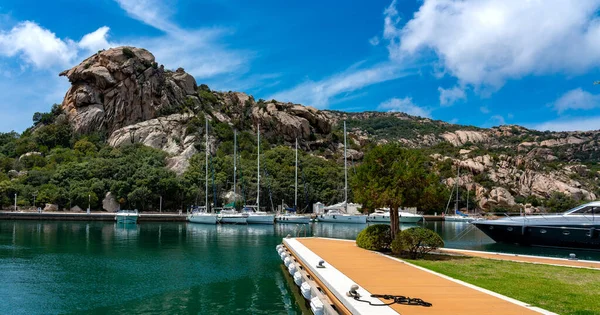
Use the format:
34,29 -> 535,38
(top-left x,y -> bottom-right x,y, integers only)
60,47 -> 199,134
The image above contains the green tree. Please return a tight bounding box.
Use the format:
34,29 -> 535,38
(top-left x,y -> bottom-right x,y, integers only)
352,144 -> 445,239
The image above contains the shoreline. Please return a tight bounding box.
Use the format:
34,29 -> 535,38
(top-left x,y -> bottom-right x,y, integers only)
0,211 -> 187,221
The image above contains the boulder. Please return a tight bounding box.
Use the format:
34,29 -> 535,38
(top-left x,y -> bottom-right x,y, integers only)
43,204 -> 59,212
70,205 -> 83,212
102,192 -> 120,212
441,130 -> 488,146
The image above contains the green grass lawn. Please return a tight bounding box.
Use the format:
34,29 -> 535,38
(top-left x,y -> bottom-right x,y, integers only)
406,256 -> 600,315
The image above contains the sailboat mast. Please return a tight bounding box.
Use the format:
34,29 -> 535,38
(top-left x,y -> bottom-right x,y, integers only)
295,138 -> 298,209
455,166 -> 459,215
344,121 -> 348,212
233,129 -> 237,207
257,124 -> 260,207
205,117 -> 209,212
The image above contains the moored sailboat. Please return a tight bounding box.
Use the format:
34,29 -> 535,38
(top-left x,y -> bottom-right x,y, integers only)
187,118 -> 218,225
276,138 -> 310,224
218,129 -> 247,224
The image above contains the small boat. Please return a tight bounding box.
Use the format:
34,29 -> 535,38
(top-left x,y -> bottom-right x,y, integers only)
318,121 -> 367,225
366,209 -> 424,223
115,209 -> 138,224
218,207 -> 248,224
444,166 -> 475,223
318,208 -> 367,224
188,206 -> 218,225
276,138 -> 310,225
472,201 -> 600,249
187,118 -> 218,225
244,205 -> 275,225
276,208 -> 310,224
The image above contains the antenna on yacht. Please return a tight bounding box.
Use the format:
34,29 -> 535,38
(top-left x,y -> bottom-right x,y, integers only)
205,117 -> 209,213
344,120 -> 348,213
295,137 -> 298,211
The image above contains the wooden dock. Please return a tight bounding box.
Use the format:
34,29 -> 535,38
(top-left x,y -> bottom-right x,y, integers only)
283,237 -> 555,315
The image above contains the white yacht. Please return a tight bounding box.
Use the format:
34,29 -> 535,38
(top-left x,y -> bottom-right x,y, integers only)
115,209 -> 138,224
244,205 -> 275,224
367,209 -> 424,224
244,124 -> 275,225
317,122 -> 367,224
276,138 -> 310,225
187,118 -> 218,225
218,207 -> 248,224
188,206 -> 218,224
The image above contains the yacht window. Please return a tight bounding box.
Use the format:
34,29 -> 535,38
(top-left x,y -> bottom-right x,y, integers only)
570,206 -> 600,215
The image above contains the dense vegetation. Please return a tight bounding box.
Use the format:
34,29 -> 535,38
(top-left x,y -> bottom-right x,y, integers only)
391,227 -> 444,258
0,105 -> 349,212
356,224 -> 392,251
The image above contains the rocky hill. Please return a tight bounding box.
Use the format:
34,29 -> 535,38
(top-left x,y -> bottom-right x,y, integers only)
55,47 -> 600,212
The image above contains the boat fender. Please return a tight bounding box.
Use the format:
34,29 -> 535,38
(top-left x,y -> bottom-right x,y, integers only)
301,282 -> 312,300
293,271 -> 303,286
310,297 -> 324,315
280,252 -> 288,261
288,263 -> 297,275
332,215 -> 336,219
590,227 -> 596,238
284,256 -> 292,267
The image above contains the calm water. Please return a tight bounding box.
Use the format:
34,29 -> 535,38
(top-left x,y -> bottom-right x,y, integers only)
1,220 -> 599,314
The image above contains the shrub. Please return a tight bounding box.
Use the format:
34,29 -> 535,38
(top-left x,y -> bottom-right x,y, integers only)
391,227 -> 444,259
356,224 -> 392,251
122,47 -> 135,59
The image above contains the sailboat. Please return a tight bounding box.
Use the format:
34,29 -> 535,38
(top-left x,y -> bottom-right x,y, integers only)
244,124 -> 275,224
318,121 -> 367,224
444,166 -> 474,223
218,129 -> 248,224
188,117 -> 218,224
276,138 -> 310,224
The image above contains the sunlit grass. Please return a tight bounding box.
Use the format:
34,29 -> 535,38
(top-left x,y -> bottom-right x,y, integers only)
407,256 -> 600,315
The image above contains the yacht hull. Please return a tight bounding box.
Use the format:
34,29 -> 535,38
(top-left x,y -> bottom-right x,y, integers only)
473,221 -> 600,250
115,215 -> 138,224
276,215 -> 310,224
246,214 -> 275,225
366,213 -> 423,224
318,214 -> 367,224
444,215 -> 474,223
219,215 -> 247,224
188,214 -> 218,225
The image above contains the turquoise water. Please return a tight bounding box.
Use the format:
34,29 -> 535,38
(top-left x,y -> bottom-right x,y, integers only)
1,220 -> 599,314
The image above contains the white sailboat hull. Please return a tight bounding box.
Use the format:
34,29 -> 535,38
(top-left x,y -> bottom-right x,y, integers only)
276,215 -> 310,224
444,215 -> 474,222
219,214 -> 247,224
246,214 -> 275,225
318,214 -> 367,224
188,213 -> 218,224
367,212 -> 423,223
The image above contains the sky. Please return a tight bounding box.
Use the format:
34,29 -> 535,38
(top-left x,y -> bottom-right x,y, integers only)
2,0 -> 600,133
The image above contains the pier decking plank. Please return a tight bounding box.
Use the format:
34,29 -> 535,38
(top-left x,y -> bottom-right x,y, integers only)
296,238 -> 550,315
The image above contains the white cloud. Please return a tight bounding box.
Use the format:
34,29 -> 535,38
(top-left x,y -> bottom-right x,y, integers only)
78,26 -> 113,52
529,116 -> 600,132
551,88 -> 600,113
369,36 -> 380,46
387,0 -> 600,89
0,21 -> 78,69
114,0 -> 179,33
438,85 -> 466,106
268,63 -> 409,108
480,106 -> 490,114
378,97 -> 431,118
488,115 -> 506,126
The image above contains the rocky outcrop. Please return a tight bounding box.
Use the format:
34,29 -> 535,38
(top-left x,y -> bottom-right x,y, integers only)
102,192 -> 120,212
60,47 -> 199,134
441,130 -> 488,146
107,113 -> 198,175
43,203 -> 58,212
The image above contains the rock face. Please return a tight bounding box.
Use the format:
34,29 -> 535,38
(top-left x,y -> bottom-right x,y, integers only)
107,113 -> 198,175
102,192 -> 120,212
60,47 -> 199,134
43,203 -> 58,212
441,130 -> 489,146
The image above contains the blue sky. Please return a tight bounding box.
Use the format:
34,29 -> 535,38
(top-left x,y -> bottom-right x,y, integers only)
2,0 -> 600,133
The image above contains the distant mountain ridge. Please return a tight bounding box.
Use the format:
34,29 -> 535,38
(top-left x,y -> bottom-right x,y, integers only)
59,47 -> 600,211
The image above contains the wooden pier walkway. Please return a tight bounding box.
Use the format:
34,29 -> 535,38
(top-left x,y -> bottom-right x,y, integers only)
285,237 -> 554,315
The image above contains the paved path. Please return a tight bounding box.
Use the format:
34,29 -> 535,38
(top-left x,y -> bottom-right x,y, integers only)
439,248 -> 600,270
294,238 -> 554,315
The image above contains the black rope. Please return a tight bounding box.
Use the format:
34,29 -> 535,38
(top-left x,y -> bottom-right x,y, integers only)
351,293 -> 432,307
